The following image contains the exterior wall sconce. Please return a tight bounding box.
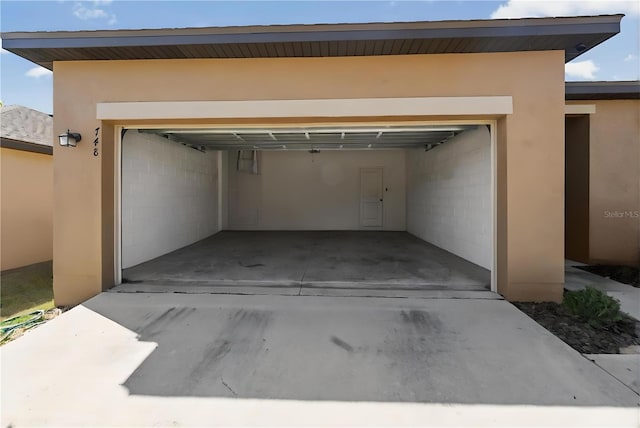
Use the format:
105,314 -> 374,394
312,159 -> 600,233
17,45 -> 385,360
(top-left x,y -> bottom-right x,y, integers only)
58,130 -> 82,147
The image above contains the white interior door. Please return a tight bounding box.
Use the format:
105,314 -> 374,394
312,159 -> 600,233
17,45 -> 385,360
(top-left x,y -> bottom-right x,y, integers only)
360,167 -> 383,227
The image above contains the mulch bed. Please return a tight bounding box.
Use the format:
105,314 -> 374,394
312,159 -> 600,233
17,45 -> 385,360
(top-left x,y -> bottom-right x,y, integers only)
514,300 -> 640,354
576,265 -> 640,288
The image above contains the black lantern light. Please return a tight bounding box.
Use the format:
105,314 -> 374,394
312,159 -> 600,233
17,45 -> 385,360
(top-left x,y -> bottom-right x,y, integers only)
58,130 -> 82,147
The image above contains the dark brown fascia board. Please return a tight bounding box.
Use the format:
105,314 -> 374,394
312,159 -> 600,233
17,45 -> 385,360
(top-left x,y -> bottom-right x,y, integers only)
0,137 -> 53,155
565,81 -> 640,100
2,14 -> 622,65
2,14 -> 623,40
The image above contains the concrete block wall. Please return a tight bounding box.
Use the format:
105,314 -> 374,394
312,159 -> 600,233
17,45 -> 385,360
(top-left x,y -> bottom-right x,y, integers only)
406,126 -> 491,269
122,131 -> 218,268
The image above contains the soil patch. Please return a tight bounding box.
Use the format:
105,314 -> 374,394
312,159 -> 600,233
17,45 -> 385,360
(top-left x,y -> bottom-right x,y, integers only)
514,300 -> 639,354
576,265 -> 640,288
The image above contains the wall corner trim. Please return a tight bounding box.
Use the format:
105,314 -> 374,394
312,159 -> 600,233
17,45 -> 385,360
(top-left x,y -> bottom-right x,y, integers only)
97,97 -> 514,120
565,104 -> 596,115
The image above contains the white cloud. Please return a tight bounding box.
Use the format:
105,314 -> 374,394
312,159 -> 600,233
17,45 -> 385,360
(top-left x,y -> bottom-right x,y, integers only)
565,60 -> 599,79
72,1 -> 116,25
25,67 -> 52,78
491,0 -> 639,19
624,53 -> 637,61
73,6 -> 107,20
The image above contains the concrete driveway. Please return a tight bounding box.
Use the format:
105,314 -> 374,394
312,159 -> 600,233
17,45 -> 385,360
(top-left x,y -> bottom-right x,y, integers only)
2,292 -> 638,426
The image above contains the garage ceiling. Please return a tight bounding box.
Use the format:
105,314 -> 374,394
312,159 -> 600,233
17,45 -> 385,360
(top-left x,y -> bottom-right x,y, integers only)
137,125 -> 478,151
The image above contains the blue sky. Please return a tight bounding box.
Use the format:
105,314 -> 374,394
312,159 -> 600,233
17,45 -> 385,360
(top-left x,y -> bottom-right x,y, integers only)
1,0 -> 639,114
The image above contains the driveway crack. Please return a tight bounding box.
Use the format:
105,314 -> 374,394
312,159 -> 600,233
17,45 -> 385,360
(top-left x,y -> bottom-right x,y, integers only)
298,266 -> 308,296
221,377 -> 238,397
582,355 -> 640,397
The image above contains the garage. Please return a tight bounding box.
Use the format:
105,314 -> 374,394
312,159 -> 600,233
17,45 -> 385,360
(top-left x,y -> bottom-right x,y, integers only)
118,124 -> 494,296
4,14 -> 607,304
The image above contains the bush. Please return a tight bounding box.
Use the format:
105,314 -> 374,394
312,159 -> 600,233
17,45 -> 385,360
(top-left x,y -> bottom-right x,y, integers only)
563,287 -> 623,328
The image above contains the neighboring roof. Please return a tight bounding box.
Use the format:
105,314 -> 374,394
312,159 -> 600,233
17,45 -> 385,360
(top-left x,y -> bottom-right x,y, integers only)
565,81 -> 640,100
0,105 -> 53,154
1,15 -> 622,70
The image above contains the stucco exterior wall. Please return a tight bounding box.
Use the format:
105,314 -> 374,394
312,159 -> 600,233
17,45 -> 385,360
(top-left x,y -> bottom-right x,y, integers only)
0,147 -> 53,270
53,50 -> 565,305
227,150 -> 406,231
568,100 -> 640,266
121,131 -> 219,269
407,126 -> 491,269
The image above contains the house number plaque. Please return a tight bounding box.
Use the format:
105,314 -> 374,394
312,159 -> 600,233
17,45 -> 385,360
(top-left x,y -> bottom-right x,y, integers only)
93,127 -> 100,156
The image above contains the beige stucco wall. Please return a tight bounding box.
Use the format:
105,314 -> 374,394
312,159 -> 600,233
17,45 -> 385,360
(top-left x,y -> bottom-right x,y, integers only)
567,100 -> 640,266
0,147 -> 53,270
53,50 -> 565,305
227,150 -> 406,231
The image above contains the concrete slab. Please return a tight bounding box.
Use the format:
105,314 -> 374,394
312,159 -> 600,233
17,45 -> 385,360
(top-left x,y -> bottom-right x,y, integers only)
299,231 -> 489,287
122,231 -> 491,292
299,287 -> 501,299
565,266 -> 640,320
2,292 -> 638,427
112,282 -> 501,300
112,281 -> 301,296
607,291 -> 640,321
585,354 -> 640,394
565,266 -> 633,292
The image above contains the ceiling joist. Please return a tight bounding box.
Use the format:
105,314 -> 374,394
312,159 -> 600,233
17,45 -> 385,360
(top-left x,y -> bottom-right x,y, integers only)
136,125 -> 477,151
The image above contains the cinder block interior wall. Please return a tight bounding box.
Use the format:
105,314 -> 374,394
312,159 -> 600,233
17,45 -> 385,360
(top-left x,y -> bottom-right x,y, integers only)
406,126 -> 492,269
121,131 -> 219,268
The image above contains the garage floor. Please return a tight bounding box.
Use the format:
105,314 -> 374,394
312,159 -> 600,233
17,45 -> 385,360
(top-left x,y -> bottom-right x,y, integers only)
119,231 -> 491,297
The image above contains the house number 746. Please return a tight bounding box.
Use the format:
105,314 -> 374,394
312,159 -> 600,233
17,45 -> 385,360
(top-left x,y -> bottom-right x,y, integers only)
93,127 -> 100,157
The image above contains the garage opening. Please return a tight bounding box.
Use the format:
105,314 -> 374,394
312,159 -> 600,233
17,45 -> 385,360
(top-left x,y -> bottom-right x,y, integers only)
118,124 -> 494,296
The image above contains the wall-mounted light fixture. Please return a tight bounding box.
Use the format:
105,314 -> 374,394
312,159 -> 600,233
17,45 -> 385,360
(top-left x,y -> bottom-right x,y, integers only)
58,130 -> 82,147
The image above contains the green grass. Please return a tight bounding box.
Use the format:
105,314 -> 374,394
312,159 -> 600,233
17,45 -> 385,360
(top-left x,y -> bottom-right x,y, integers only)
2,313 -> 39,325
1,261 -> 54,321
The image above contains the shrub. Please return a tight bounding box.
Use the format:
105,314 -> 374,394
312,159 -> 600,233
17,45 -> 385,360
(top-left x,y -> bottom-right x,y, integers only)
563,287 -> 623,328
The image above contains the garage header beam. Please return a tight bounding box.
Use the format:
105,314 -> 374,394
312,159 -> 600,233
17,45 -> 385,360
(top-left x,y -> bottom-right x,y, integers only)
97,97 -> 513,121
2,15 -> 622,69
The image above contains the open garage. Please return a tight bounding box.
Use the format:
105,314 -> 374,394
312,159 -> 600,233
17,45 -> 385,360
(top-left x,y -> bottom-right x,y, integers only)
3,14 -> 618,304
118,124 -> 493,296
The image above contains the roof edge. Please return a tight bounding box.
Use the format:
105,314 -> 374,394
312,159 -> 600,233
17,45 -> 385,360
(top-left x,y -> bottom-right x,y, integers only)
566,81 -> 640,100
2,14 -> 623,69
1,14 -> 624,40
0,137 -> 53,155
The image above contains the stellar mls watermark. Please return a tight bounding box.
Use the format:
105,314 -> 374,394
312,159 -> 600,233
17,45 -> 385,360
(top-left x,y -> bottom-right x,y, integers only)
603,210 -> 639,218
